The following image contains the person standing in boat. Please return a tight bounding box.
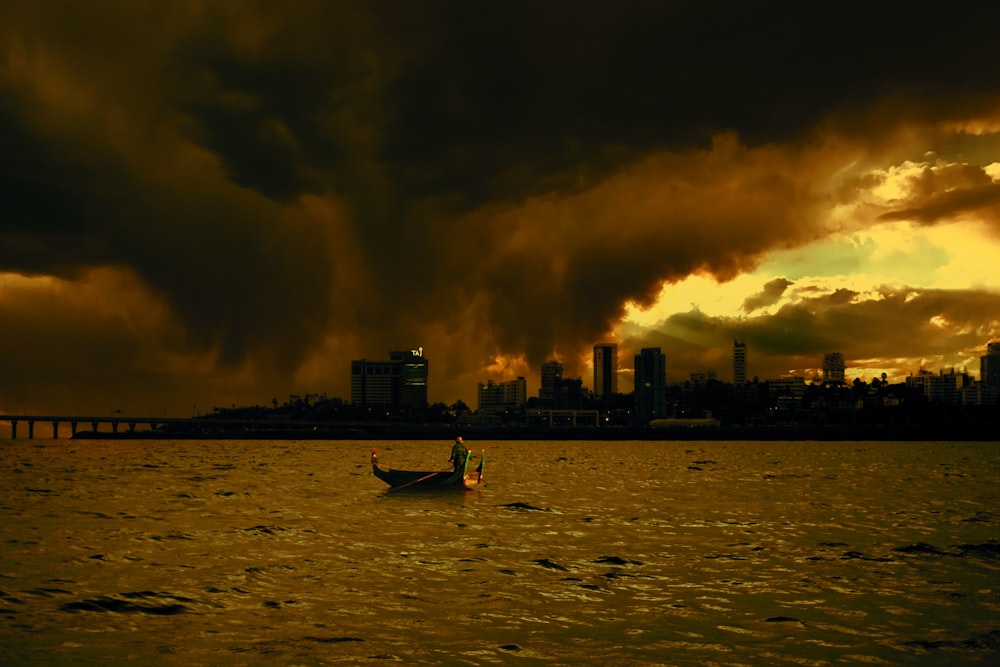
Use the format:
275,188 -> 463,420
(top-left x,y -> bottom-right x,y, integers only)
450,436 -> 469,472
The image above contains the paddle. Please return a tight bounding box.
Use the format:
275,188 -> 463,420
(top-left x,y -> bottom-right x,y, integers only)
387,470 -> 441,492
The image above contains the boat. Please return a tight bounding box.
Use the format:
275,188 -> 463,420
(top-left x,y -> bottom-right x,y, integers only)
371,446 -> 485,491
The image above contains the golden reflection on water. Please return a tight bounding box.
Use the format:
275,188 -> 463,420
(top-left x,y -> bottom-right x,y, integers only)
1,438 -> 998,665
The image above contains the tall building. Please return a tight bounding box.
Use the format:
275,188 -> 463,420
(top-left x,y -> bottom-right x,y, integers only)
982,342 -> 1000,391
634,347 -> 666,425
690,369 -> 717,386
504,376 -> 527,408
593,343 -> 618,398
733,339 -> 747,385
907,368 -> 970,404
393,348 -> 429,412
477,381 -> 504,413
477,377 -> 527,413
350,348 -> 428,414
822,352 -> 846,384
539,361 -> 563,406
554,377 -> 584,410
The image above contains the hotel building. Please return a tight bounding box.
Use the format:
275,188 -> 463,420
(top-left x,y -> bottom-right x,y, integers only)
350,348 -> 428,414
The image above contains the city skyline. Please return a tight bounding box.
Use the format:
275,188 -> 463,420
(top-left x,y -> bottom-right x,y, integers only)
504,338 -> 998,405
2,3 -> 1000,418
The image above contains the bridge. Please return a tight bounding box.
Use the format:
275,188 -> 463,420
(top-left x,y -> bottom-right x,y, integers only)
1,414 -> 189,439
0,414 -> 396,439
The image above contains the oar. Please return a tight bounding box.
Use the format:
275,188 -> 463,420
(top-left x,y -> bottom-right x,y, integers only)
388,471 -> 441,492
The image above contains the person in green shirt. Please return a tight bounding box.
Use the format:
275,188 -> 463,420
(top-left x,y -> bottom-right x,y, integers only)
449,436 -> 468,472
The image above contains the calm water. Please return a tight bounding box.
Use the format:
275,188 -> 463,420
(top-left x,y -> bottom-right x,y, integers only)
1,438 -> 998,666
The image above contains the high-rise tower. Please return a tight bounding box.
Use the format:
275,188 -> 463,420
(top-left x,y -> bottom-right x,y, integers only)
633,347 -> 666,425
733,339 -> 747,385
539,361 -> 563,406
981,342 -> 1000,390
593,343 -> 618,398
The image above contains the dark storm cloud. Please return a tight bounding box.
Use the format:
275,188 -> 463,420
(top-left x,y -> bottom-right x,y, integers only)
742,278 -> 794,313
0,272 -> 174,411
0,86 -> 334,373
0,98 -> 123,275
0,2 -> 342,376
2,0 -> 1000,410
162,2 -> 1000,213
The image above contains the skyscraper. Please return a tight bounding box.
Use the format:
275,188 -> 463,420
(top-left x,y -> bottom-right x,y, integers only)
981,342 -> 1000,390
393,348 -> 429,412
539,361 -> 563,406
733,339 -> 747,385
593,343 -> 618,398
634,347 -> 666,425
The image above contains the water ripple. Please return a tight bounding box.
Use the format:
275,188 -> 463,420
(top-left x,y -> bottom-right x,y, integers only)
2,438 -> 998,665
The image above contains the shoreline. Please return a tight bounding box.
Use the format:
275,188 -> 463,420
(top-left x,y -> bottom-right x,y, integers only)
68,422 -> 1000,442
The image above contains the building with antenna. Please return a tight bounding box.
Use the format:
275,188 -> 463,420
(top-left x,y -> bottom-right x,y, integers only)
350,348 -> 428,415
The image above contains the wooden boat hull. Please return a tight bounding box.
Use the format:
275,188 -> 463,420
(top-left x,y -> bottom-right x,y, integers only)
371,448 -> 484,491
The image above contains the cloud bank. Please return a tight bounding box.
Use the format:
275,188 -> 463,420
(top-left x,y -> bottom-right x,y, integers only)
2,1 -> 999,414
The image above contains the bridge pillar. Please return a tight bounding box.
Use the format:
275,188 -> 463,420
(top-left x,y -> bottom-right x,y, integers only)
92,421 -> 99,433
10,420 -> 16,439
128,421 -> 137,433
52,421 -> 59,438
71,422 -> 78,437
111,421 -> 119,434
28,420 -> 35,439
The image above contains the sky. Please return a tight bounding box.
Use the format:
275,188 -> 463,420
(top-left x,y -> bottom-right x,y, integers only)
2,1 -> 1000,418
